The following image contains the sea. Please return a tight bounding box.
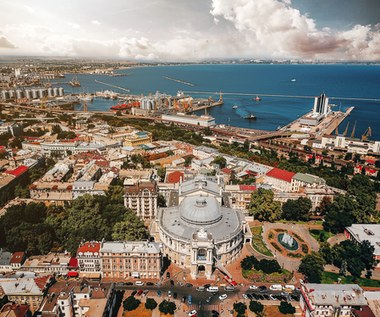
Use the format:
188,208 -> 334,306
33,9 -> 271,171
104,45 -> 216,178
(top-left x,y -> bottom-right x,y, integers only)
55,64 -> 380,140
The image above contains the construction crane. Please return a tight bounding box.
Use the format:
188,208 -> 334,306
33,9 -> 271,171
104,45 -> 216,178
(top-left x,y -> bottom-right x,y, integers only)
361,127 -> 372,141
342,122 -> 350,136
350,121 -> 356,138
335,125 -> 339,135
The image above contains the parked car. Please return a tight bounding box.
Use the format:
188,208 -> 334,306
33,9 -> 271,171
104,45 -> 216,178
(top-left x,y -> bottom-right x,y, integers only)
168,290 -> 172,297
188,310 -> 197,317
258,285 -> 267,293
173,292 -> 177,299
211,310 -> 220,317
224,286 -> 235,292
219,294 -> 228,301
146,282 -> 154,286
196,286 -> 205,292
178,282 -> 184,287
186,283 -> 193,288
131,290 -> 137,296
157,290 -> 162,297
269,284 -> 283,291
135,281 -> 144,286
242,294 -> 249,300
136,290 -> 143,296
182,296 -> 187,303
249,285 -> 258,290
125,282 -> 133,285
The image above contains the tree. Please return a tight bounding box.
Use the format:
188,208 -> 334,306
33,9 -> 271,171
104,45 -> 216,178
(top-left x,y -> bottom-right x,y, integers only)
233,302 -> 247,316
323,195 -> 357,233
157,194 -> 167,208
241,257 -> 253,270
158,300 -> 176,315
282,197 -> 312,221
249,300 -> 264,314
111,211 -> 149,241
248,189 -> 281,222
299,252 -> 325,283
256,259 -> 281,274
279,301 -> 295,315
212,156 -> 227,169
145,298 -> 157,310
123,296 -> 140,311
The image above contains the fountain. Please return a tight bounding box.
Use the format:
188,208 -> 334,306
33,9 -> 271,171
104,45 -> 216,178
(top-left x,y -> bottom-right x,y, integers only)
278,232 -> 299,251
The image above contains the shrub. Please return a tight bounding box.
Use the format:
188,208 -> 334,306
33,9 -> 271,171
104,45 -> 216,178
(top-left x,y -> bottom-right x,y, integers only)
145,298 -> 157,310
159,300 -> 176,315
288,253 -> 303,258
293,233 -> 304,242
301,244 -> 309,254
233,302 -> 247,315
279,301 -> 296,314
268,232 -> 274,240
123,296 -> 140,311
249,300 -> 264,314
270,241 -> 282,252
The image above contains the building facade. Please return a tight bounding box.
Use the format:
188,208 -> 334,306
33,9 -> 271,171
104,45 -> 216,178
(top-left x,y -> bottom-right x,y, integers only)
77,242 -> 102,278
124,181 -> 158,220
100,241 -> 161,279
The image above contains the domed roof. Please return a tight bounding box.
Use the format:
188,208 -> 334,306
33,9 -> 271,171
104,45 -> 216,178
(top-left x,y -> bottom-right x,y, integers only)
180,196 -> 222,225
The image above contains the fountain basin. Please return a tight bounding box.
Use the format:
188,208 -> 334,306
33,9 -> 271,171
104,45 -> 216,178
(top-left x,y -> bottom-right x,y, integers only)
278,233 -> 299,251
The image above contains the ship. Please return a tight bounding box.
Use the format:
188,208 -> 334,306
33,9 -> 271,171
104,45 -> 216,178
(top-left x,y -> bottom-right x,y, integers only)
69,76 -> 81,87
110,100 -> 140,111
254,95 -> 261,101
232,105 -> 238,109
291,78 -> 296,82
79,94 -> 93,102
245,113 -> 256,120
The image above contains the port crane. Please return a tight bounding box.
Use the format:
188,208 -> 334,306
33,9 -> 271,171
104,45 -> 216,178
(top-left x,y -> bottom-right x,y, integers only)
342,122 -> 350,137
361,127 -> 372,141
350,121 -> 356,138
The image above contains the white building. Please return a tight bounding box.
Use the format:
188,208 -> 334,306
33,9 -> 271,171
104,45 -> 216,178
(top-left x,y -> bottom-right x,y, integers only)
76,241 -> 102,279
162,113 -> 216,127
300,283 -> 367,317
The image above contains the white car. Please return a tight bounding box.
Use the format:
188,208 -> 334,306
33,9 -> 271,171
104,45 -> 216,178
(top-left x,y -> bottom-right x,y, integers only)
188,310 -> 197,316
242,294 -> 249,300
134,281 -> 144,286
219,294 -> 228,301
249,285 -> 258,290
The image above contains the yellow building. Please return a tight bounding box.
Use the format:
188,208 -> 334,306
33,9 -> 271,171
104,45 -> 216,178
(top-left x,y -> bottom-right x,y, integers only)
123,131 -> 152,147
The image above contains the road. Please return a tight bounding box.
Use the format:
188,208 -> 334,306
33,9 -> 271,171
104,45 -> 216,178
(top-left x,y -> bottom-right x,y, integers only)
115,282 -> 301,317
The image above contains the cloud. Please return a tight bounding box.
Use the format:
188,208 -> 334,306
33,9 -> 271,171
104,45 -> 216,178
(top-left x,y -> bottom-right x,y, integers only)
0,35 -> 16,48
210,0 -> 380,60
91,20 -> 101,26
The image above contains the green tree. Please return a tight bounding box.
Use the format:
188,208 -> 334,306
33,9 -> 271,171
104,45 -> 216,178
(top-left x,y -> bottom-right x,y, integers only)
323,195 -> 357,233
249,300 -> 264,315
279,301 -> 295,315
157,194 -> 167,208
241,257 -> 253,271
233,302 -> 247,315
282,197 -> 312,221
299,252 -> 325,283
145,298 -> 157,310
123,296 -> 140,311
212,156 -> 227,169
111,211 -> 149,241
248,189 -> 281,222
158,300 -> 176,315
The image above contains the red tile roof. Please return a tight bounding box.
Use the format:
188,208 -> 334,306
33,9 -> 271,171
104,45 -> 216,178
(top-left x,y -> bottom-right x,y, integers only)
10,252 -> 25,264
0,303 -> 30,317
77,241 -> 101,254
266,168 -> 295,183
221,168 -> 232,175
5,165 -> 28,177
239,185 -> 257,191
34,275 -> 51,291
167,171 -> 184,184
69,257 -> 78,268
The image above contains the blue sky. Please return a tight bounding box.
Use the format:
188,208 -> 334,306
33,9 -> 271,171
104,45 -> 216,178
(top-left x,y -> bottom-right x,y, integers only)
0,0 -> 379,61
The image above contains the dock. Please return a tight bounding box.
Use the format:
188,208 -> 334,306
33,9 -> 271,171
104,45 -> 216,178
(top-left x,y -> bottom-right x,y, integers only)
188,101 -> 224,113
94,80 -> 130,93
324,106 -> 354,135
163,76 -> 195,87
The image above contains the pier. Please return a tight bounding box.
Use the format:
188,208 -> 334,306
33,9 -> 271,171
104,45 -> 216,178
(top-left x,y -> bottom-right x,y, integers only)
163,76 -> 195,87
189,101 -> 224,113
94,80 -> 130,93
324,106 -> 354,135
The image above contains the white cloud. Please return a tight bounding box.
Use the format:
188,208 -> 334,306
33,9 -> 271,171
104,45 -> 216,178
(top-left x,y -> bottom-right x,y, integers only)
0,35 -> 16,49
91,20 -> 101,26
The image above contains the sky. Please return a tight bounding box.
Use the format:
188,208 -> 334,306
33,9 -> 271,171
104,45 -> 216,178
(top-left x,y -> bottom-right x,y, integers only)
0,0 -> 379,61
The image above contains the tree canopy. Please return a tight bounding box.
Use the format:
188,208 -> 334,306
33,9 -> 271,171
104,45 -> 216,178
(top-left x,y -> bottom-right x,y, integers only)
249,189 -> 281,222
282,197 -> 312,221
299,252 -> 325,283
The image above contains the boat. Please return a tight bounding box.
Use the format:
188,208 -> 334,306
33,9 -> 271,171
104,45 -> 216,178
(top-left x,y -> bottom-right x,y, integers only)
110,100 -> 140,111
245,113 -> 256,120
291,78 -> 296,82
232,105 -> 238,109
69,76 -> 81,87
254,95 -> 261,101
79,94 -> 93,102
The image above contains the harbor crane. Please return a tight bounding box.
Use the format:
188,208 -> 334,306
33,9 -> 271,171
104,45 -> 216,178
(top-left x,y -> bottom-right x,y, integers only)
361,127 -> 372,141
350,121 -> 356,138
342,122 -> 350,136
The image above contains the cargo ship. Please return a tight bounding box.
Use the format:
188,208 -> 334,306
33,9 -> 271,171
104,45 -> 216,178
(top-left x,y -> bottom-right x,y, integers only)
110,100 -> 140,111
245,113 -> 256,120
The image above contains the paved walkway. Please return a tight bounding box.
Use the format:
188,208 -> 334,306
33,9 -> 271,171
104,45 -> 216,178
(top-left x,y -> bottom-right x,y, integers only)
262,222 -> 320,272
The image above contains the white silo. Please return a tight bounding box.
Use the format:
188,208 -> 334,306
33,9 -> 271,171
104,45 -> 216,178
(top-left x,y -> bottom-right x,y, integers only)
58,87 -> 64,96
53,87 -> 59,96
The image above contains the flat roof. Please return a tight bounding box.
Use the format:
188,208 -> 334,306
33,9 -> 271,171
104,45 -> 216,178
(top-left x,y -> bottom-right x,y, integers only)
346,224 -> 380,256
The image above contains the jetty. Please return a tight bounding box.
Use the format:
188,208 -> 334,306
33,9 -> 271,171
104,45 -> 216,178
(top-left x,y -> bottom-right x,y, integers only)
94,80 -> 130,93
163,76 -> 195,87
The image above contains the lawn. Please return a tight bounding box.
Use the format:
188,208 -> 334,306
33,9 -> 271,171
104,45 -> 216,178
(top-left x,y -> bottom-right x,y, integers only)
322,272 -> 380,288
309,229 -> 334,243
250,226 -> 273,257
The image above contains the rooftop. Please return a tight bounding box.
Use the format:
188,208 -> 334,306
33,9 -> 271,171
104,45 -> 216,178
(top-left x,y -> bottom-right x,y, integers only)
302,283 -> 366,308
77,242 -> 101,255
266,168 -> 295,183
100,241 -> 161,254
345,224 -> 380,256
